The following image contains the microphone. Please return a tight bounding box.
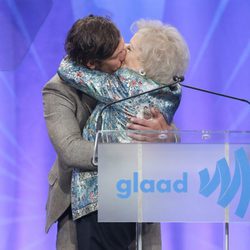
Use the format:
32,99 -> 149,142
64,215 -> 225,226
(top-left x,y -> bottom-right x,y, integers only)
173,76 -> 184,82
172,76 -> 250,105
96,76 -> 184,131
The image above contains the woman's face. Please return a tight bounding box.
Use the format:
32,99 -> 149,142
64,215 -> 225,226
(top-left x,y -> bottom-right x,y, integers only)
124,33 -> 142,71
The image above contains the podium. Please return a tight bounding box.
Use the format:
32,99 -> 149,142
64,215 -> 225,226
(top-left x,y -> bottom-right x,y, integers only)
93,130 -> 250,250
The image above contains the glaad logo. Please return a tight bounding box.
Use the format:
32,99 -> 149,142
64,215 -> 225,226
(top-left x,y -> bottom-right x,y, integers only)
116,172 -> 188,199
199,148 -> 250,218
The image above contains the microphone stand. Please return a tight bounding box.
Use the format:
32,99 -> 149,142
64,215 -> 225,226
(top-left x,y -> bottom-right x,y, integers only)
172,75 -> 250,104
180,82 -> 250,105
92,76 -> 184,166
92,76 -> 249,166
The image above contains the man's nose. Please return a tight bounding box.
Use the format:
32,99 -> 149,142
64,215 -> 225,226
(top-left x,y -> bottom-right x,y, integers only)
120,48 -> 127,61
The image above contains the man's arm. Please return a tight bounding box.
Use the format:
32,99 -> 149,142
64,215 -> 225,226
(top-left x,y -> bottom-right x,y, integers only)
127,108 -> 174,131
43,79 -> 97,171
126,108 -> 178,142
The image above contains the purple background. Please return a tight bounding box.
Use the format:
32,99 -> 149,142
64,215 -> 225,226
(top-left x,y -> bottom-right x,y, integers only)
0,0 -> 249,249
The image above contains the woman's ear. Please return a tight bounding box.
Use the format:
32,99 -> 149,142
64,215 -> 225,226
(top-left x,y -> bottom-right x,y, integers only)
86,61 -> 96,69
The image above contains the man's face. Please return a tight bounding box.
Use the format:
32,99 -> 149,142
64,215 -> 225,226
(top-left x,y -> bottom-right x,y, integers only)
98,38 -> 126,73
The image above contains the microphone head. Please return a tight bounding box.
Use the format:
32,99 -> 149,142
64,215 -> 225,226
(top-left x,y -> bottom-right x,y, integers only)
173,76 -> 184,82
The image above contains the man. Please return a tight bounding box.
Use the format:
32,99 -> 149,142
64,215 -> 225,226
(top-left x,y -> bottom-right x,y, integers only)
43,15 -> 173,250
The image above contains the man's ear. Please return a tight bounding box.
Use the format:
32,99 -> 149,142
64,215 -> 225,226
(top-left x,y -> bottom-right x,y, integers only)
86,61 -> 96,69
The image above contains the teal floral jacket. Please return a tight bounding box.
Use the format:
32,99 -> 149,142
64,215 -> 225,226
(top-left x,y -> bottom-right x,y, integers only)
57,57 -> 182,220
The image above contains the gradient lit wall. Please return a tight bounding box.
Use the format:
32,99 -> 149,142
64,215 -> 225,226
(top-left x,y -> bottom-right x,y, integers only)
0,0 -> 249,249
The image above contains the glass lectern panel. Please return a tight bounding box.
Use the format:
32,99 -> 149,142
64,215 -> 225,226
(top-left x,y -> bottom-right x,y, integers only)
96,130 -> 250,223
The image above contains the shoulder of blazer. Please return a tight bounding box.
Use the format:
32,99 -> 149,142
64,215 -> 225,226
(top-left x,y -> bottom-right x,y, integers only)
43,74 -> 96,116
43,74 -> 82,101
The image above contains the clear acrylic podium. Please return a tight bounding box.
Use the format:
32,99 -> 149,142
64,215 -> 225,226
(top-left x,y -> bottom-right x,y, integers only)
94,130 -> 250,250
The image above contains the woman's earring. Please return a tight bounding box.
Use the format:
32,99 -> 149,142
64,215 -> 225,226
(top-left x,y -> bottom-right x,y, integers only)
139,69 -> 146,76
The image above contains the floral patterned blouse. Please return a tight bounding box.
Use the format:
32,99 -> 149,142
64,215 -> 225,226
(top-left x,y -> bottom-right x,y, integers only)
57,57 -> 182,220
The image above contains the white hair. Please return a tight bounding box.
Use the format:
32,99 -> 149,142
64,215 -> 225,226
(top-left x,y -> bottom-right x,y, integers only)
131,20 -> 190,85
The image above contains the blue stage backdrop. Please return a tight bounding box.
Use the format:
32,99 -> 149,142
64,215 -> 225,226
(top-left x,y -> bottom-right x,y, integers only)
0,0 -> 249,249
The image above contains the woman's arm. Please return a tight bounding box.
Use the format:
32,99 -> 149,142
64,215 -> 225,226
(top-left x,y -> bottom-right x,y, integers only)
58,58 -> 161,103
58,57 -> 127,103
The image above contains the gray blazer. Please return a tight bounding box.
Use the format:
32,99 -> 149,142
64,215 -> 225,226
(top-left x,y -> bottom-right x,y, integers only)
43,74 -> 97,233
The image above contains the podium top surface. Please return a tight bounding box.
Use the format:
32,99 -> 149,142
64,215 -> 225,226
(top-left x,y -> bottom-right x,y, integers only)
96,130 -> 250,144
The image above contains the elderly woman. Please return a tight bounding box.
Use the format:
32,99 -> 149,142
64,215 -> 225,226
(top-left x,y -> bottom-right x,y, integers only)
58,18 -> 189,245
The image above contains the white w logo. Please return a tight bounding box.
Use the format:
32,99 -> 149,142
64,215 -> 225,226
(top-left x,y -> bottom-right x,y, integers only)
199,148 -> 250,218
